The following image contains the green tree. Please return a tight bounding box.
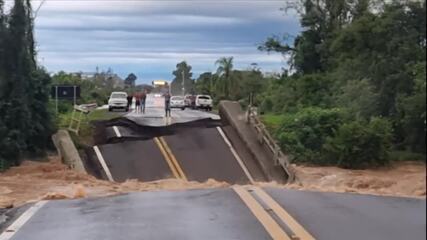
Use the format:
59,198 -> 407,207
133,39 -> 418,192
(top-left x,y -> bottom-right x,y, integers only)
195,72 -> 214,96
397,62 -> 426,153
335,79 -> 379,119
330,1 -> 426,117
0,0 -> 54,168
124,73 -> 137,88
171,61 -> 194,95
260,0 -> 361,73
0,0 -> 6,97
0,0 -> 34,166
230,69 -> 266,103
215,57 -> 234,99
27,68 -> 54,154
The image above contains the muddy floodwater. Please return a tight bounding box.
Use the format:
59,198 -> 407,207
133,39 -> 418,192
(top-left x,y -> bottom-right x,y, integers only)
0,157 -> 425,208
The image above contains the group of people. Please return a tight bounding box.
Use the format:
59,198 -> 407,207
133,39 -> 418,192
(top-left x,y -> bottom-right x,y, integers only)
127,91 -> 147,114
126,90 -> 172,117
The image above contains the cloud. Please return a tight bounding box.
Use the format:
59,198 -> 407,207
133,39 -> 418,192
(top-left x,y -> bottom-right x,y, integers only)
28,0 -> 300,82
36,14 -> 246,31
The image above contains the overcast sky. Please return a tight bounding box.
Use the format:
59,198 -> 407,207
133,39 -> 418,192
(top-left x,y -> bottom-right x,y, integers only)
29,0 -> 300,83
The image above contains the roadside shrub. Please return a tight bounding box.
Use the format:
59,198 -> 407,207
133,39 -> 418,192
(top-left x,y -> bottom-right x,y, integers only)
276,107 -> 344,164
260,97 -> 273,113
324,118 -> 393,169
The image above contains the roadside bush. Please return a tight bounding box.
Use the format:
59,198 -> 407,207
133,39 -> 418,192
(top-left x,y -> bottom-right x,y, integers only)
276,107 -> 344,164
260,97 -> 273,113
324,118 -> 393,169
396,63 -> 426,153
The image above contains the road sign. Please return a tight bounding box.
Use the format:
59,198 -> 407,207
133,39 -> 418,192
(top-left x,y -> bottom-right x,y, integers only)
51,85 -> 80,99
51,85 -> 81,114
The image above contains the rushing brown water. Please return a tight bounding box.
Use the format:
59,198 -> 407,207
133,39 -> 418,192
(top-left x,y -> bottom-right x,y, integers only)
1,157 -> 425,208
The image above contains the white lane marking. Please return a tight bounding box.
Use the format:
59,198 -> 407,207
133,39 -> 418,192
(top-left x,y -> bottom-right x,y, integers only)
216,127 -> 255,183
113,126 -> 122,138
93,146 -> 115,182
0,201 -> 48,240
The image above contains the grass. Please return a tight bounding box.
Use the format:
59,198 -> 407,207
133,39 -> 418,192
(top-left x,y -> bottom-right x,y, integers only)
389,150 -> 426,162
56,109 -> 122,146
260,114 -> 284,132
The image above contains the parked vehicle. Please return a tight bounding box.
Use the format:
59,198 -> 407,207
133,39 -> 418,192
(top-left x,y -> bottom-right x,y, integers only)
170,96 -> 186,110
195,95 -> 213,111
108,92 -> 128,112
184,95 -> 196,109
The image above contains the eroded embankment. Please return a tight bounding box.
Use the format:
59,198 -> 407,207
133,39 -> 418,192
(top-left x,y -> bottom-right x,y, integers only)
0,157 -> 228,209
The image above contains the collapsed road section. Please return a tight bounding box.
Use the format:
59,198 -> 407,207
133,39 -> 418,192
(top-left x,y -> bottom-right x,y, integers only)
78,100 -> 294,185
82,114 -> 263,184
85,118 -> 252,183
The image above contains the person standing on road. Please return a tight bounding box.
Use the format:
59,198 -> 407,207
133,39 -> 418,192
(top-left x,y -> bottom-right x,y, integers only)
126,93 -> 133,112
134,92 -> 141,114
141,90 -> 147,114
164,92 -> 171,117
190,95 -> 196,109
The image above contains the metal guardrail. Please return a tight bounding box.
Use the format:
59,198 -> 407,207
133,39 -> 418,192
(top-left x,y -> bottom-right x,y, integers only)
68,103 -> 98,134
246,107 -> 295,182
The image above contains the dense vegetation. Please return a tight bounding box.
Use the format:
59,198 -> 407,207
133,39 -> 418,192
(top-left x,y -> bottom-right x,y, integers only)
195,0 -> 426,168
0,0 -> 54,170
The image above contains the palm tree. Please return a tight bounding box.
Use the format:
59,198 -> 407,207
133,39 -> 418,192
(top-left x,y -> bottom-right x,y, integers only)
215,57 -> 234,99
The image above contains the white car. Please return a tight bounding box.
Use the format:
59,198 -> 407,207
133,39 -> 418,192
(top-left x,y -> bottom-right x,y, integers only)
170,96 -> 186,110
108,92 -> 128,112
195,95 -> 213,111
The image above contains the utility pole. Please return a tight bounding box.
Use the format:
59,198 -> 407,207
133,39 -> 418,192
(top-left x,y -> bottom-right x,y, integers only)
181,70 -> 185,96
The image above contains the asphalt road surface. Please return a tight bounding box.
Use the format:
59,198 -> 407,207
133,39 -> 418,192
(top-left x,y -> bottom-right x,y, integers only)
93,140 -> 174,182
1,188 -> 425,240
125,94 -> 219,127
163,127 -> 249,183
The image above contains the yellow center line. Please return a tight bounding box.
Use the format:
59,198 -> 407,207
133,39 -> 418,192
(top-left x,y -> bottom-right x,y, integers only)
154,137 -> 180,179
250,186 -> 316,240
159,137 -> 188,181
233,186 -> 291,240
